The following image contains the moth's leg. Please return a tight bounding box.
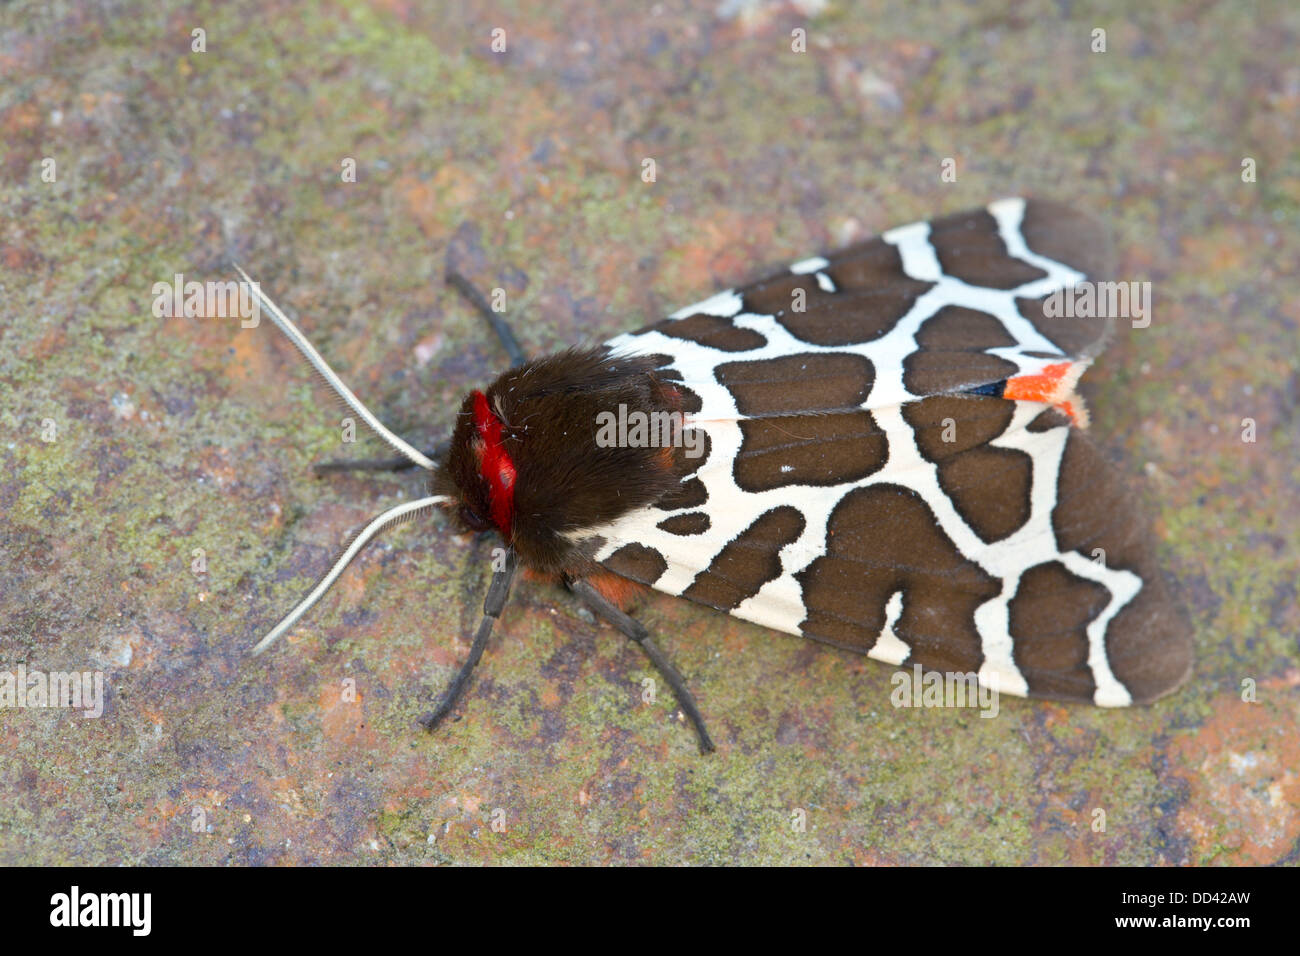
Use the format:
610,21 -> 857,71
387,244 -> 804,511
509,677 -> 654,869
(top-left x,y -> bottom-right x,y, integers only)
570,578 -> 716,755
445,268 -> 527,369
313,440 -> 450,475
420,548 -> 518,731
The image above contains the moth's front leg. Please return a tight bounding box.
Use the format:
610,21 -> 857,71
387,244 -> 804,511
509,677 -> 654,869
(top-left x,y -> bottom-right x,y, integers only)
420,548 -> 519,731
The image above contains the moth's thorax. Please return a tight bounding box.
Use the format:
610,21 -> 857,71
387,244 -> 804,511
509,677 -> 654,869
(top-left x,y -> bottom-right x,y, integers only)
434,346 -> 693,575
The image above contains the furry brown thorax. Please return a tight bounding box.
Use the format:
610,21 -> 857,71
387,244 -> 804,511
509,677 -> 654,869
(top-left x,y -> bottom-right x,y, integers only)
433,346 -> 689,577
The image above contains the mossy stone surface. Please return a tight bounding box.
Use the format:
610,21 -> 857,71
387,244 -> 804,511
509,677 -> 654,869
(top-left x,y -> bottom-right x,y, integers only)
0,0 -> 1296,864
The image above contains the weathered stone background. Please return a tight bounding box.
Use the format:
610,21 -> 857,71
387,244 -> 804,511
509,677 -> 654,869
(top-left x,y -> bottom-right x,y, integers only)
1,0 -> 1296,865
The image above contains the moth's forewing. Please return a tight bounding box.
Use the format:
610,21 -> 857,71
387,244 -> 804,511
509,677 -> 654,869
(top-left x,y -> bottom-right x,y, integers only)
583,198 -> 1191,706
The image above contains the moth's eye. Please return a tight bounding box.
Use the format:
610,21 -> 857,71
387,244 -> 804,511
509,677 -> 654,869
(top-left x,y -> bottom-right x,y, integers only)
459,504 -> 492,532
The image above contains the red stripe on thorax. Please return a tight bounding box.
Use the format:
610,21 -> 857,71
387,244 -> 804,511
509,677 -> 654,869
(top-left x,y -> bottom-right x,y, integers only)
471,390 -> 517,537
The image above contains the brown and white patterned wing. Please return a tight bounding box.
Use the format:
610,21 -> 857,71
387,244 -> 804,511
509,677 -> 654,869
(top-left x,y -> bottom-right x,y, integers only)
577,199 -> 1190,706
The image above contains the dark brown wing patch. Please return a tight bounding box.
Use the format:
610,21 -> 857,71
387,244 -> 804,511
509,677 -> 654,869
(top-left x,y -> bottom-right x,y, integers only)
795,484 -> 1000,673
1009,561 -> 1110,700
740,237 -> 934,347
821,237 -> 935,310
681,507 -> 805,610
656,512 -> 711,536
1020,200 -> 1116,285
735,413 -> 887,492
1050,430 -> 1193,703
654,476 -> 708,511
716,353 -> 874,415
1015,294 -> 1111,358
647,313 -> 768,352
903,396 -> 1033,544
928,209 -> 1049,289
602,543 -> 668,586
717,352 -> 886,492
903,305 -> 1022,395
1013,200 -> 1118,358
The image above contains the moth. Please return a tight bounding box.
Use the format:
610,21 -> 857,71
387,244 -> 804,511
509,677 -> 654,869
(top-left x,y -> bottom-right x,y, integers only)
242,198 -> 1192,753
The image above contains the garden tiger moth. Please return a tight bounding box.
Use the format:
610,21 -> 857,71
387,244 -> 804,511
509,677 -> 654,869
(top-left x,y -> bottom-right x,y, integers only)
242,197 -> 1193,754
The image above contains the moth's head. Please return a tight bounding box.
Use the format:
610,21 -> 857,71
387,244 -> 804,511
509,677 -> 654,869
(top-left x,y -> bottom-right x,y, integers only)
435,388 -> 515,538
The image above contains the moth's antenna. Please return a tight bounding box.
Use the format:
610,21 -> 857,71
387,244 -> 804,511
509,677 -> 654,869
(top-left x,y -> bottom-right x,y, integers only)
420,547 -> 518,730
250,495 -> 448,655
234,264 -> 436,471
